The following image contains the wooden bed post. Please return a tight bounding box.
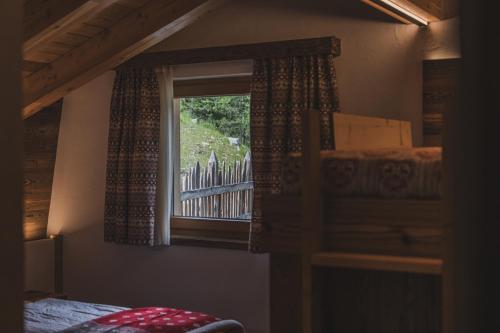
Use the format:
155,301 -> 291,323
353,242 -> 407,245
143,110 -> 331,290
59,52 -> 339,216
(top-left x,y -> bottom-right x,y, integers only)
300,108 -> 323,333
267,109 -> 324,333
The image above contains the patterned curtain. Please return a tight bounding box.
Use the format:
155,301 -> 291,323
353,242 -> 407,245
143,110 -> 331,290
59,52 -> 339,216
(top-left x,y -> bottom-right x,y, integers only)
104,68 -> 161,246
249,54 -> 340,252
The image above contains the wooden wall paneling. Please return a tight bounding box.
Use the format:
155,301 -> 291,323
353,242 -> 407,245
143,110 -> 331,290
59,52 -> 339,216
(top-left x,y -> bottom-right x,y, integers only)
423,59 -> 460,147
23,101 -> 62,241
323,268 -> 441,333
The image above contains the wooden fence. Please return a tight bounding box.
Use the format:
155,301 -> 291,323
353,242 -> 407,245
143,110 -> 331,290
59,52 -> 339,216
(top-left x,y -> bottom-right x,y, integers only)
181,151 -> 253,219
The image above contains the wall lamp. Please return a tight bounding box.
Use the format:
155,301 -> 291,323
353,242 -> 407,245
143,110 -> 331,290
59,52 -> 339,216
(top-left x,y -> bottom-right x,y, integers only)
362,0 -> 435,26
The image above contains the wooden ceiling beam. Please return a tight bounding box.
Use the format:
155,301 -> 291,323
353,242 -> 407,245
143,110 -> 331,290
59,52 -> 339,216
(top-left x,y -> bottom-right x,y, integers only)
22,60 -> 46,73
22,0 -> 226,118
23,0 -> 118,55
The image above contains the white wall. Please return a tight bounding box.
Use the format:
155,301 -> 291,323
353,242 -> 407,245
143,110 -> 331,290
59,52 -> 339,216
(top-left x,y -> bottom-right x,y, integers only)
151,0 -> 425,145
424,17 -> 461,60
48,72 -> 269,333
47,2 -> 460,333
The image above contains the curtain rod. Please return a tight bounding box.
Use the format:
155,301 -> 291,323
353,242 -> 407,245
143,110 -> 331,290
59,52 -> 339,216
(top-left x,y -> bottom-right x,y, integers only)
120,36 -> 341,69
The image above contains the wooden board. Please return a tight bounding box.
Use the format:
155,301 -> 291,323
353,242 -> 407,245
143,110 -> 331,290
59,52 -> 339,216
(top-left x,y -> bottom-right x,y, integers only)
423,59 -> 460,147
23,0 -> 226,118
312,252 -> 443,275
261,195 -> 444,259
324,197 -> 444,258
23,101 -> 62,241
23,0 -> 122,61
333,113 -> 413,150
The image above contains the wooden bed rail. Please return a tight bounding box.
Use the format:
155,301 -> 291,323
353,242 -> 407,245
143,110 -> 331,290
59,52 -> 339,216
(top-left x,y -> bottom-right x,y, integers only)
311,251 -> 443,275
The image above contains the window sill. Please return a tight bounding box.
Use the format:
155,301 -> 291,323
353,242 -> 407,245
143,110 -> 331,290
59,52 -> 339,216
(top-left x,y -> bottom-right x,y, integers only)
170,217 -> 250,251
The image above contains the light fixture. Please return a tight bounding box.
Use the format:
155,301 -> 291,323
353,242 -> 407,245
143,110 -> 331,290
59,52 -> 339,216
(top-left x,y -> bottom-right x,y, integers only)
362,0 -> 432,26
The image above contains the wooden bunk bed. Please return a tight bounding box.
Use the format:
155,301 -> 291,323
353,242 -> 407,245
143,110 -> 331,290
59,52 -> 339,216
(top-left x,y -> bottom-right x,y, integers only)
262,109 -> 451,332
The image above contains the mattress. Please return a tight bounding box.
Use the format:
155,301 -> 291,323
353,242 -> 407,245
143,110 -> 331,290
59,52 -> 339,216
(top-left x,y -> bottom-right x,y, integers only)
281,147 -> 442,199
24,298 -> 244,333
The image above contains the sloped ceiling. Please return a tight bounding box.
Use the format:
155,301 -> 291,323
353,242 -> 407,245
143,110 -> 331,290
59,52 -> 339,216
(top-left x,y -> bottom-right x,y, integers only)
22,0 -> 226,119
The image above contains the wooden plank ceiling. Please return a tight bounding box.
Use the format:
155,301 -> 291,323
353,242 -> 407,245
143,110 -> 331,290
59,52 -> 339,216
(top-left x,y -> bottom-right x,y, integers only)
22,0 -> 226,119
363,0 -> 458,22
407,0 -> 458,19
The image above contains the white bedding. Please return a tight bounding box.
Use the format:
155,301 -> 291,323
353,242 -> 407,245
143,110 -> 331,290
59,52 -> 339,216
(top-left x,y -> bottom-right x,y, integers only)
24,298 -> 244,333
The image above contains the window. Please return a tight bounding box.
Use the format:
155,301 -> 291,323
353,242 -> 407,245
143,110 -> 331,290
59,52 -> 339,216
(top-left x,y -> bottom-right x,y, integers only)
175,95 -> 252,220
170,76 -> 253,248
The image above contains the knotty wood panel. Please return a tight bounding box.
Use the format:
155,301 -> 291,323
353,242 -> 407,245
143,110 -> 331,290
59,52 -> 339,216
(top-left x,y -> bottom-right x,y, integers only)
261,195 -> 444,258
23,101 -> 62,241
423,59 -> 460,147
323,268 -> 441,333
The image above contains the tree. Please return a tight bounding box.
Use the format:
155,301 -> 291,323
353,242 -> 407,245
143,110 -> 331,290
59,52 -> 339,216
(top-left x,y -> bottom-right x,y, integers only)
180,95 -> 251,146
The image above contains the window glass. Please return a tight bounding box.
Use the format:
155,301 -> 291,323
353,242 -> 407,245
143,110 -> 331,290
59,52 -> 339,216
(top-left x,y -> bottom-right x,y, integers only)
175,95 -> 253,221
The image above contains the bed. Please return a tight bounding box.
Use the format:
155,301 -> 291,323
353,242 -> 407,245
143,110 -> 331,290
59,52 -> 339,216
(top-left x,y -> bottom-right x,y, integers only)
264,111 -> 446,333
24,298 -> 245,333
263,150 -> 444,266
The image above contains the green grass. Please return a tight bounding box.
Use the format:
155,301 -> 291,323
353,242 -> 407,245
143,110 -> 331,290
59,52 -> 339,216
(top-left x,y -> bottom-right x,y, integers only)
180,110 -> 249,174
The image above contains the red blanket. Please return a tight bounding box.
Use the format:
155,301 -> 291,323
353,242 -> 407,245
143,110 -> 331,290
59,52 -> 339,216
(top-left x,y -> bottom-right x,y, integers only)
61,307 -> 220,333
